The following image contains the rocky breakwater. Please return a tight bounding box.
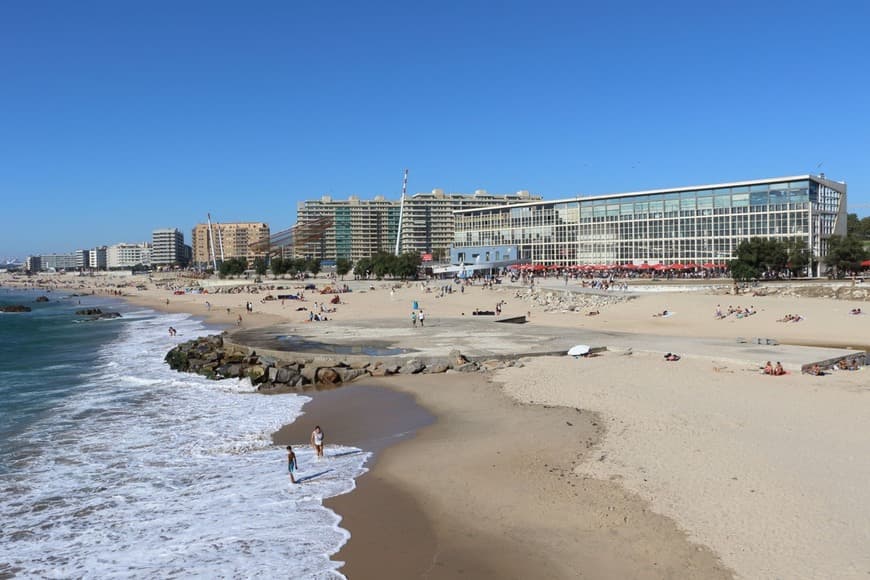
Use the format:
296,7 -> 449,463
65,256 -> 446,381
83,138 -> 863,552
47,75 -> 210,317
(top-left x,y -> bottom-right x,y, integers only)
0,305 -> 31,313
165,334 -> 522,391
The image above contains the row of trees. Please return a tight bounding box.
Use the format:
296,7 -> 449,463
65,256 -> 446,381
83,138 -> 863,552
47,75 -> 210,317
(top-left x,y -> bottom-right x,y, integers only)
353,252 -> 421,280
846,213 -> 870,239
268,257 -> 322,277
730,235 -> 868,281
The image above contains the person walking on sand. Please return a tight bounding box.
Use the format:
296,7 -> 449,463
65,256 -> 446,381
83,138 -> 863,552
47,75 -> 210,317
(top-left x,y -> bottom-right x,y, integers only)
311,426 -> 324,458
410,310 -> 417,327
418,310 -> 425,327
286,445 -> 298,484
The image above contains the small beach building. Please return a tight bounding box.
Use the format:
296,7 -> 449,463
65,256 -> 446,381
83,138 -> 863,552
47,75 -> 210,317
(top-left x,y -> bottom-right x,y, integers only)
453,174 -> 846,277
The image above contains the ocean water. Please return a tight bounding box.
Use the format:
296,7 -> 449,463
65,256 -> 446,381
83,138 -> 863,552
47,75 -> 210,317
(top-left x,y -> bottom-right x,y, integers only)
0,288 -> 369,579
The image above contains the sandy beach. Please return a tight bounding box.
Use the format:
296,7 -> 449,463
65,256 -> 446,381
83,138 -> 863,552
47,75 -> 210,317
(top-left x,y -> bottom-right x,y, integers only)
3,270 -> 869,579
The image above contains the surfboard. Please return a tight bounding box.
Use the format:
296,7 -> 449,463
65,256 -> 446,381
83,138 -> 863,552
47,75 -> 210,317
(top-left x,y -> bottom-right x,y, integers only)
567,344 -> 590,357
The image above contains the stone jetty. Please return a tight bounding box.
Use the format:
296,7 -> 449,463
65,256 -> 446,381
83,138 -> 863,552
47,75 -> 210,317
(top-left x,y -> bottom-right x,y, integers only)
164,334 -> 521,391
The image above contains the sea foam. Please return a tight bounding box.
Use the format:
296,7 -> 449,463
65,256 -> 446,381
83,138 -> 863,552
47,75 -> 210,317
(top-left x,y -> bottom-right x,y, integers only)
0,310 -> 369,579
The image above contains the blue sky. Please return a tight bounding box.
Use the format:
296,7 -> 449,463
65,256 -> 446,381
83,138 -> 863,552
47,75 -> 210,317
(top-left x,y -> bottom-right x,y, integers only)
1,0 -> 868,258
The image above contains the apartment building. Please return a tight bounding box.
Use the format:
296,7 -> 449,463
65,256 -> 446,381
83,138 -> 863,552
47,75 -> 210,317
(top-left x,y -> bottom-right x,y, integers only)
295,190 -> 539,261
151,229 -> 186,266
190,222 -> 270,267
106,243 -> 151,269
89,246 -> 108,270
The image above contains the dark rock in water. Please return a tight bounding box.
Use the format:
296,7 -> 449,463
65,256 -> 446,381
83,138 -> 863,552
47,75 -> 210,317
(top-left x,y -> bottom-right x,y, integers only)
35,296 -> 49,303
0,305 -> 31,313
75,308 -> 121,319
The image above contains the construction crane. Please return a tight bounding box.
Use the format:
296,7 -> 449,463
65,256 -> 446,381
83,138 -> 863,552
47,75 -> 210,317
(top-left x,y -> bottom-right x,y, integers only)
206,213 -> 226,270
394,169 -> 409,255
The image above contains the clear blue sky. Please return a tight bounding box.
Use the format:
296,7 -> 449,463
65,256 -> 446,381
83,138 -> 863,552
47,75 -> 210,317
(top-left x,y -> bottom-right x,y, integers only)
2,0 -> 869,258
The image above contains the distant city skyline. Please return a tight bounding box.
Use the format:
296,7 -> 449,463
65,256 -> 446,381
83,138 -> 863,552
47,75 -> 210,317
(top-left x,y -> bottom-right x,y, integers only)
2,1 -> 869,258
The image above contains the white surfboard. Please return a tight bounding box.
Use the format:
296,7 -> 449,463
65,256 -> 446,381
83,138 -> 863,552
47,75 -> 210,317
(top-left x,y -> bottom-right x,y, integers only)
568,344 -> 591,357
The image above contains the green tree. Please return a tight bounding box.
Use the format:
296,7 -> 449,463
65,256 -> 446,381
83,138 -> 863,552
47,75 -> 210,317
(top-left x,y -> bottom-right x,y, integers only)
729,260 -> 759,284
784,238 -> 811,277
270,257 -> 285,277
394,252 -> 422,279
305,258 -> 321,276
218,257 -> 247,278
733,238 -> 788,276
826,235 -> 868,277
252,257 -> 268,277
336,258 -> 353,278
354,257 -> 372,278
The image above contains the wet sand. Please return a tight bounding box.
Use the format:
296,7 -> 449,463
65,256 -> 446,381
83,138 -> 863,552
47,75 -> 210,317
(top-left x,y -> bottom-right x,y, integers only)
313,374 -> 732,579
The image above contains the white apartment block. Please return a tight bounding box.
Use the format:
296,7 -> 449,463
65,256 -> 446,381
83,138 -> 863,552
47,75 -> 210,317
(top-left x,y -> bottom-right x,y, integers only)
106,243 -> 151,269
89,246 -> 107,270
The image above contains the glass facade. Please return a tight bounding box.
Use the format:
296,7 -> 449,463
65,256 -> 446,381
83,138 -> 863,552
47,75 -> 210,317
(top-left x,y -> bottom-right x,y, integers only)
454,176 -> 846,270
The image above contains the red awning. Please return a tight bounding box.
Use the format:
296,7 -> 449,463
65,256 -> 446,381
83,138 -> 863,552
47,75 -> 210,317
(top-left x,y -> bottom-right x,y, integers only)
637,263 -> 652,270
861,260 -> 870,267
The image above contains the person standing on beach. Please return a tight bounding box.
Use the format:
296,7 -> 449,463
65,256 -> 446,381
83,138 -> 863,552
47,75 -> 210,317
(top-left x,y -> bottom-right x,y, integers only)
411,310 -> 417,327
286,445 -> 298,484
311,426 -> 324,458
418,310 -> 425,327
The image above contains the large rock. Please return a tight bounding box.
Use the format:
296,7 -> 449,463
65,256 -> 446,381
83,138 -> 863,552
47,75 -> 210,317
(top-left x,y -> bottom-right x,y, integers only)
246,365 -> 267,384
75,308 -> 102,315
0,304 -> 31,313
301,365 -> 319,383
425,361 -> 450,374
399,360 -> 425,375
35,296 -> 49,303
337,368 -> 368,383
455,362 -> 479,372
449,349 -> 468,365
316,367 -> 340,384
274,367 -> 298,384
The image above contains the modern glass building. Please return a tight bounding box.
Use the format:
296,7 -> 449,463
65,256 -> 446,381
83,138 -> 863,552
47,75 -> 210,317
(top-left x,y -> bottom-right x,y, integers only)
453,175 -> 847,274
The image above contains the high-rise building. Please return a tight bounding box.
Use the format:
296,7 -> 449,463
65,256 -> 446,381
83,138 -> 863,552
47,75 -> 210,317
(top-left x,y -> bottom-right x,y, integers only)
106,243 -> 151,269
400,189 -> 538,259
75,249 -> 90,270
25,256 -> 42,272
89,246 -> 108,270
151,229 -> 185,266
40,253 -> 79,271
453,174 -> 847,276
295,190 -> 540,261
190,222 -> 270,267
